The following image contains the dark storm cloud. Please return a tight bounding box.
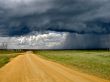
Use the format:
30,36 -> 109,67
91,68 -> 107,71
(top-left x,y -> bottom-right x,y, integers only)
0,0 -> 110,36
61,33 -> 110,49
0,0 -> 110,49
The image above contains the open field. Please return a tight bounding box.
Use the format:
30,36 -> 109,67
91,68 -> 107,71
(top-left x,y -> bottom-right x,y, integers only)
34,50 -> 110,80
0,51 -> 109,82
0,50 -> 24,68
0,50 -> 110,82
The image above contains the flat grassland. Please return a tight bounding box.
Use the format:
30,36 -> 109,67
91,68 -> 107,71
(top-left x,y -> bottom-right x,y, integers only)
0,50 -> 24,68
34,50 -> 110,80
0,50 -> 110,80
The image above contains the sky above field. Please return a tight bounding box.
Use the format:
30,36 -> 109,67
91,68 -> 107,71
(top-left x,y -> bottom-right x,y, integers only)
0,0 -> 110,49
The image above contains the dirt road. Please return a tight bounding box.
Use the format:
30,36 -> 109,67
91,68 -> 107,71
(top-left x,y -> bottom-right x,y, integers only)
0,52 -> 109,82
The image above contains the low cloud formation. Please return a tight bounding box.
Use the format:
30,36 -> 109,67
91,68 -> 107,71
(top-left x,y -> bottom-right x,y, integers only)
0,32 -> 66,49
0,0 -> 110,49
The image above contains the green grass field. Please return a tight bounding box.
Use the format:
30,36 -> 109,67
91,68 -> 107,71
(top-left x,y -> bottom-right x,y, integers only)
34,50 -> 110,80
0,50 -> 24,68
0,50 -> 110,80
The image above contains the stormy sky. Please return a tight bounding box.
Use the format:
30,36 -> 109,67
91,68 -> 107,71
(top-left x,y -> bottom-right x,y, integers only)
0,0 -> 110,49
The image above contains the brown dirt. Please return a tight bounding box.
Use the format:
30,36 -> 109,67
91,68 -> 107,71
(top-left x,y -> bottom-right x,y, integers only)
0,51 -> 109,82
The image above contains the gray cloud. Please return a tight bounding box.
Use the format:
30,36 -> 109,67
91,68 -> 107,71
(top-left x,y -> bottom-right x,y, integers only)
0,32 -> 66,49
62,33 -> 110,49
0,0 -> 110,36
0,0 -> 110,49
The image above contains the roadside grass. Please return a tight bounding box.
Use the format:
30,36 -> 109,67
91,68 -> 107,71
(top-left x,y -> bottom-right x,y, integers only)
0,50 -> 24,68
34,50 -> 110,80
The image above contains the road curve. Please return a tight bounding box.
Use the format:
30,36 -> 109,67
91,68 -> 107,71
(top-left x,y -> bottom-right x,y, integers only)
0,52 -> 109,82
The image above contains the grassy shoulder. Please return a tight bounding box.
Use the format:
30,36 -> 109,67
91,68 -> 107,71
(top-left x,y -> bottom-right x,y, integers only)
34,50 -> 110,80
0,50 -> 24,68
